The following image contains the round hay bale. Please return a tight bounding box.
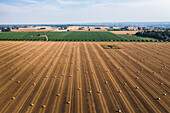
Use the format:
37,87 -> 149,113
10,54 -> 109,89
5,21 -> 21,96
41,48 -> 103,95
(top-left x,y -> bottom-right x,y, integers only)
42,105 -> 46,108
66,101 -> 70,104
32,83 -> 36,86
97,91 -> 101,93
17,81 -> 20,83
124,83 -> 127,86
89,91 -> 92,93
56,94 -> 60,97
136,77 -> 139,79
160,83 -> 163,85
10,78 -> 14,81
77,88 -> 81,90
159,71 -> 162,73
11,97 -> 15,100
30,103 -> 34,106
117,110 -> 121,112
163,93 -> 166,96
136,87 -> 139,89
156,98 -> 160,100
118,91 -> 122,93
105,81 -> 108,84
69,75 -> 72,77
53,76 -> 56,78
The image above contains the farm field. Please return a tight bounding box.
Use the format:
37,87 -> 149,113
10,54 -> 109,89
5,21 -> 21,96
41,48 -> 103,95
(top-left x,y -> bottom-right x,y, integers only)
118,35 -> 158,42
0,41 -> 169,113
0,32 -> 158,42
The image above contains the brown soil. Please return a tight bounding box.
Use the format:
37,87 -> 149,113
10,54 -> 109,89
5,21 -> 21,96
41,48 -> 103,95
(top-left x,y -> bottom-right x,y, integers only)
110,31 -> 139,34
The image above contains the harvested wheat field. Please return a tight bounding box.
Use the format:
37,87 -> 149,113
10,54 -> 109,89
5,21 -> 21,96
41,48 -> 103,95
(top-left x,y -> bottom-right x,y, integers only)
0,41 -> 169,113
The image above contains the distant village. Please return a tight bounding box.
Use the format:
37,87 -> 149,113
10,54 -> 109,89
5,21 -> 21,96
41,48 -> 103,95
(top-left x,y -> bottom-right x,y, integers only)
0,25 -> 170,33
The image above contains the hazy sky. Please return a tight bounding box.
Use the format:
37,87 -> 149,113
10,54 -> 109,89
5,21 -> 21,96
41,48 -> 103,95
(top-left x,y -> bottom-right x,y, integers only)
0,0 -> 170,24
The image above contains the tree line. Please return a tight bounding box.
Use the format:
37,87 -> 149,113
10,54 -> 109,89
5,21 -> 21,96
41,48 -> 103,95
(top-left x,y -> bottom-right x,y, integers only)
0,27 -> 11,32
135,31 -> 170,42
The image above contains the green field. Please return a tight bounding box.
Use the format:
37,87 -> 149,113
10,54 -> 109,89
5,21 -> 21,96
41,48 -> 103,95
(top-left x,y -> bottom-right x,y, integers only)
118,34 -> 159,42
0,32 -> 159,42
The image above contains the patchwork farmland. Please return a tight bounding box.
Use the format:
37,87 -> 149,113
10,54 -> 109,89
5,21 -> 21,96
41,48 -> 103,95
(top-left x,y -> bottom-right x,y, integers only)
0,41 -> 169,113
0,32 -> 158,42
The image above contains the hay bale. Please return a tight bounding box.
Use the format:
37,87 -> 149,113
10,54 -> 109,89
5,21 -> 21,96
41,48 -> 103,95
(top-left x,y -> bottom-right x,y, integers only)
11,97 -> 15,100
10,78 -> 14,81
42,105 -> 46,108
56,94 -> 60,97
118,91 -> 122,93
89,91 -> 92,93
160,83 -> 163,85
117,110 -> 121,112
156,98 -> 160,100
17,81 -> 20,83
124,83 -> 127,86
105,81 -> 108,84
159,71 -> 162,73
97,91 -> 101,93
53,76 -> 56,78
136,87 -> 139,89
69,75 -> 72,77
77,88 -> 81,90
163,93 -> 166,96
66,101 -> 70,104
32,83 -> 36,86
30,104 -> 34,106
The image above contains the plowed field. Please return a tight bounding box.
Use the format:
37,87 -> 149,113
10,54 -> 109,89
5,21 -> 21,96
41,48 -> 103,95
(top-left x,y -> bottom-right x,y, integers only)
0,41 -> 169,113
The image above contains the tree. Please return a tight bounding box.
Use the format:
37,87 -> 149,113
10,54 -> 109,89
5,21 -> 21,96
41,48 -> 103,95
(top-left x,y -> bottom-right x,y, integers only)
138,27 -> 141,30
155,33 -> 162,39
2,27 -> 11,32
164,35 -> 169,41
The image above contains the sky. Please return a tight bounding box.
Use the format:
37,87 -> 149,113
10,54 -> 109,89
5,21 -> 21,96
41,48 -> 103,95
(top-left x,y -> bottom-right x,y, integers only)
0,0 -> 170,24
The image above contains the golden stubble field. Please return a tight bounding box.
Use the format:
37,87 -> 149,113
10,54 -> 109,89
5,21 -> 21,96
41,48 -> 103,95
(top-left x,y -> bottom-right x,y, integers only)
0,41 -> 169,113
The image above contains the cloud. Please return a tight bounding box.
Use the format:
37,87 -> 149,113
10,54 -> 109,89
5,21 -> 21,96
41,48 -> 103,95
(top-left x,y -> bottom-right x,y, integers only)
0,3 -> 24,13
0,0 -> 169,24
56,0 -> 90,5
20,0 -> 40,4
